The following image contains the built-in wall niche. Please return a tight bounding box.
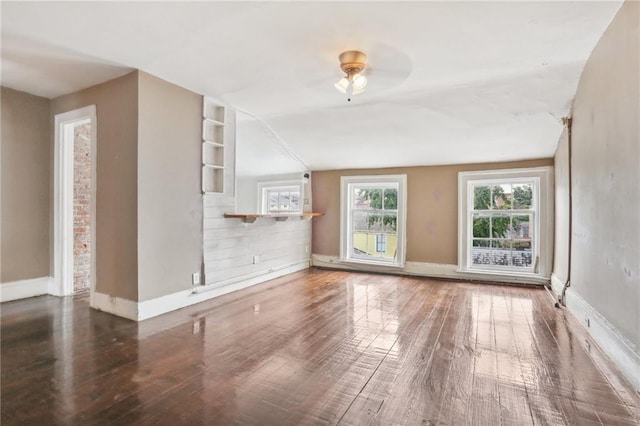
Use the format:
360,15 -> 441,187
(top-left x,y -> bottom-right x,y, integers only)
202,98 -> 226,194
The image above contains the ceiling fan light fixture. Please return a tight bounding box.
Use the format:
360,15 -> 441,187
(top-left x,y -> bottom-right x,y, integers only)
334,77 -> 349,94
334,74 -> 367,95
352,74 -> 367,91
335,50 -> 368,101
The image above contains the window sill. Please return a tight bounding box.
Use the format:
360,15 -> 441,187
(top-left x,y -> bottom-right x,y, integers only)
456,267 -> 549,284
341,258 -> 405,269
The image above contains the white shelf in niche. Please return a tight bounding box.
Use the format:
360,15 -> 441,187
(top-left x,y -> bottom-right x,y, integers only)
202,120 -> 224,145
202,97 -> 226,194
203,102 -> 225,124
202,143 -> 224,167
202,165 -> 224,193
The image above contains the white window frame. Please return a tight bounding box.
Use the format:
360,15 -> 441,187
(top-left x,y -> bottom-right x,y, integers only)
257,180 -> 303,214
340,174 -> 407,268
458,167 -> 553,279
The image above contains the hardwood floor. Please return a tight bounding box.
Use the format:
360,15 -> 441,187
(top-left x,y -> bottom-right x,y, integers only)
1,269 -> 638,425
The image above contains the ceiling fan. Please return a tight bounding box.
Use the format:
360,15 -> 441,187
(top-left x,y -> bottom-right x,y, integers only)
327,44 -> 412,102
334,50 -> 368,102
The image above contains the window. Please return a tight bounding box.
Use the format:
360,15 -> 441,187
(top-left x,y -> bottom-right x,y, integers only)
341,175 -> 407,267
458,167 -> 553,278
375,234 -> 387,253
258,182 -> 302,214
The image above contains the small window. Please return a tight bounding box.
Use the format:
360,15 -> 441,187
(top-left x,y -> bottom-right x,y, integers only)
341,175 -> 407,267
375,234 -> 387,253
258,182 -> 302,214
458,167 -> 553,278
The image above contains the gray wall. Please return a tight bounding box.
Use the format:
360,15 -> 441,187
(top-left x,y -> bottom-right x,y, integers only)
569,0 -> 639,349
552,127 -> 570,285
1,87 -> 51,282
137,72 -> 203,301
50,72 -> 139,301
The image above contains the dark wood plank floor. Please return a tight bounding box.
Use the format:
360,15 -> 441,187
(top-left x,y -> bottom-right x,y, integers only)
2,269 -> 638,425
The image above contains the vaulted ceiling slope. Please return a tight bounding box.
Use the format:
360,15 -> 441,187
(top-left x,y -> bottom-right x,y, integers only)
1,1 -> 623,170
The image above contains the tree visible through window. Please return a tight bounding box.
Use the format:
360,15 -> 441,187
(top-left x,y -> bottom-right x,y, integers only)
352,186 -> 397,260
471,182 -> 534,270
459,167 -> 552,279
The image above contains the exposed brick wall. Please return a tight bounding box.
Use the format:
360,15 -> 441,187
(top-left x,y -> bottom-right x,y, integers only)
73,123 -> 91,291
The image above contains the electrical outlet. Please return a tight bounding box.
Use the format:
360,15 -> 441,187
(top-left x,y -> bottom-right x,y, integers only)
192,272 -> 201,286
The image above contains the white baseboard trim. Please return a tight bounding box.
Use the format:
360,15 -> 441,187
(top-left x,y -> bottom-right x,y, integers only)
550,272 -> 566,296
138,260 -> 310,321
311,254 -> 547,286
564,289 -> 640,392
0,277 -> 53,302
91,291 -> 138,321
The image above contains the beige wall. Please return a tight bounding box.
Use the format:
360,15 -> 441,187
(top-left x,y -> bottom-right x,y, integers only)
1,88 -> 51,282
568,0 -> 639,348
552,127 -> 570,285
137,72 -> 203,301
50,72 -> 139,301
312,158 -> 553,264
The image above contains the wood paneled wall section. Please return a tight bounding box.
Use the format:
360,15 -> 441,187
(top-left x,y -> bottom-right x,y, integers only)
203,196 -> 311,286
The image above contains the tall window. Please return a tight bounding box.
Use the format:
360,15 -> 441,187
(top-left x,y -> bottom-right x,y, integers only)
470,182 -> 535,270
458,167 -> 553,277
341,175 -> 407,267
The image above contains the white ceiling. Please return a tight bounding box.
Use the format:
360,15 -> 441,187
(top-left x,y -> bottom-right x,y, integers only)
1,1 -> 622,170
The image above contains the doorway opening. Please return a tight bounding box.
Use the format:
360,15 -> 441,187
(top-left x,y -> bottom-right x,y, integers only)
72,122 -> 92,292
53,106 -> 97,298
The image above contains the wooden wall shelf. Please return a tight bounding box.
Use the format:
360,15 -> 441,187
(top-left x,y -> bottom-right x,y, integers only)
224,212 -> 323,224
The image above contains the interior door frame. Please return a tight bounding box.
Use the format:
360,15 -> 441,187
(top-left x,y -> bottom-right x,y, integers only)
52,105 -> 97,298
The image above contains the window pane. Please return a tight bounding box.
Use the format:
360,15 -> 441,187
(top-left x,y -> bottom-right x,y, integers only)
512,214 -> 532,239
352,210 -> 368,232
367,213 -> 383,231
491,240 -> 510,266
353,187 -> 369,207
471,239 -> 491,266
290,191 -> 300,211
367,188 -> 383,209
493,184 -> 510,210
512,184 -> 533,209
473,214 -> 490,238
511,240 -> 532,267
383,188 -> 398,209
473,185 -> 492,210
268,191 -> 279,212
382,213 -> 397,233
279,191 -> 291,211
491,214 -> 510,238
